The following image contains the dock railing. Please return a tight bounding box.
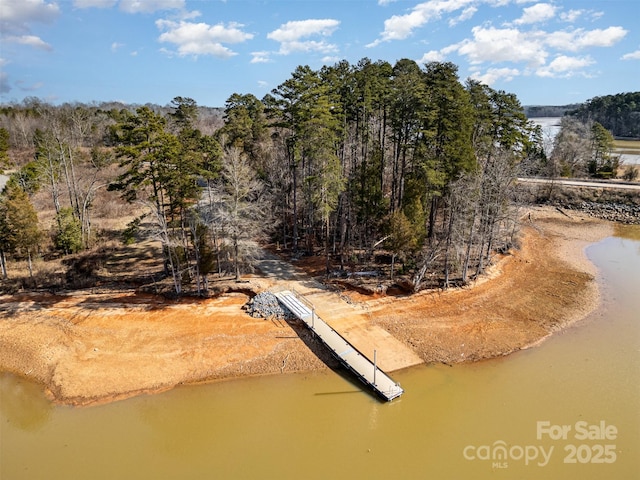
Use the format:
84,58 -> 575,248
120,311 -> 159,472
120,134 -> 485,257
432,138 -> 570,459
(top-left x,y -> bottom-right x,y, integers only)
271,287 -> 403,401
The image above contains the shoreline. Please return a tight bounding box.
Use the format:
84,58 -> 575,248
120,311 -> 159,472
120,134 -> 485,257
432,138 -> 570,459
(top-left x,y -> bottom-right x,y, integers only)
0,207 -> 614,406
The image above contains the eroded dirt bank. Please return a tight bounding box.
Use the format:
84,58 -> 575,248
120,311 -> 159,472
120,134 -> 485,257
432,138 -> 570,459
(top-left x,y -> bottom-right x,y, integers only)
0,207 -> 612,406
369,209 -> 611,363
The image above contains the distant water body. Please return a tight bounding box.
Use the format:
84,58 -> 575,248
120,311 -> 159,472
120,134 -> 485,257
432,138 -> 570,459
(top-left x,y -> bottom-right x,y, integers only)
529,116 -> 640,165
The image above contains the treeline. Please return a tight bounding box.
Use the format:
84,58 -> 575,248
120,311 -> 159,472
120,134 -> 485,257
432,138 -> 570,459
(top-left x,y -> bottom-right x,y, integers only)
0,98 -> 224,151
569,91 -> 640,138
524,105 -> 580,118
547,117 -> 625,180
0,58 -> 543,294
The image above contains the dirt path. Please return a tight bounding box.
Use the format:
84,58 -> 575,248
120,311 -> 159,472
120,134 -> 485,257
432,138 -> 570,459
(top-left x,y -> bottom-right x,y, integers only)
518,177 -> 640,191
0,206 -> 612,406
255,251 -> 424,372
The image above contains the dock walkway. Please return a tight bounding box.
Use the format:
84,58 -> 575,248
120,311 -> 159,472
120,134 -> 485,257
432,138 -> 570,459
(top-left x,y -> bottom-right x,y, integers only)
274,289 -> 403,401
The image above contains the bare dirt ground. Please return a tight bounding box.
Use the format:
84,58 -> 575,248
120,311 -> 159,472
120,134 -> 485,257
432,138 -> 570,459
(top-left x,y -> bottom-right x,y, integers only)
368,209 -> 611,364
0,206 -> 612,406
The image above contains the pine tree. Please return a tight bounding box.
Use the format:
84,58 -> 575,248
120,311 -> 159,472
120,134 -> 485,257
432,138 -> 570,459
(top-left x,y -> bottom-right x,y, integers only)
54,207 -> 82,255
0,183 -> 42,278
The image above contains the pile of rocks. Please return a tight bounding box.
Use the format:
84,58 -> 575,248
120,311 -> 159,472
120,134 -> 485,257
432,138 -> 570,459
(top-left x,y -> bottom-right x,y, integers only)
576,201 -> 640,224
245,291 -> 295,320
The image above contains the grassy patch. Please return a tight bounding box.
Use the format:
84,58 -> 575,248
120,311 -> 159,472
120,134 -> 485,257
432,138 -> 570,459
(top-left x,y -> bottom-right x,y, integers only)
614,139 -> 640,154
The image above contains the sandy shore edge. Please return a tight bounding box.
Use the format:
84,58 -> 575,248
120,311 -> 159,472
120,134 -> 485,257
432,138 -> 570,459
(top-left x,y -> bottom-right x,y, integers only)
0,207 -> 615,406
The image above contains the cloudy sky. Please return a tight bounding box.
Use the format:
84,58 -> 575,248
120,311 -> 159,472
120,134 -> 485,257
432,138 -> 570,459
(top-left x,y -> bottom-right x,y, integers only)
1,0 -> 638,107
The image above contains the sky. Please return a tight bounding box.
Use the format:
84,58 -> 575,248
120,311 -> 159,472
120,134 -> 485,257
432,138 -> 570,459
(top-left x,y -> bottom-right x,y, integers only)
1,0 -> 638,107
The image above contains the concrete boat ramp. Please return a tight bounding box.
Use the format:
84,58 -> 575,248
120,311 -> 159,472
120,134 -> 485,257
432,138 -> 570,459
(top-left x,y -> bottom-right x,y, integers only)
274,289 -> 404,401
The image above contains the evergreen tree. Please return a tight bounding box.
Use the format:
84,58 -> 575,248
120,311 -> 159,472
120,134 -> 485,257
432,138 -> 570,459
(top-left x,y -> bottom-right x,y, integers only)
109,105 -> 208,293
0,183 -> 42,278
384,210 -> 417,281
53,207 -> 82,255
0,127 -> 9,171
589,122 -> 617,178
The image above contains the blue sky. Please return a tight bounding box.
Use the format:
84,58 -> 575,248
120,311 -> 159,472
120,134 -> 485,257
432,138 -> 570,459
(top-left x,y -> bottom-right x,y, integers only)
1,0 -> 638,107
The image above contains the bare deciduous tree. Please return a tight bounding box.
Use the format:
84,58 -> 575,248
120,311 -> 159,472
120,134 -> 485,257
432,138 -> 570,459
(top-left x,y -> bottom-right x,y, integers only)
205,147 -> 271,281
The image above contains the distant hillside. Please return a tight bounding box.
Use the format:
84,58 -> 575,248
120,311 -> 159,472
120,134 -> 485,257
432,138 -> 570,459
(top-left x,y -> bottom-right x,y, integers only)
524,104 -> 581,118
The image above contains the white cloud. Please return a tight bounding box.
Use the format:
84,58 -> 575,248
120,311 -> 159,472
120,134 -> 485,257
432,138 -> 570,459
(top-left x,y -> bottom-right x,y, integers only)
573,26 -> 627,49
74,0 -> 191,13
251,51 -> 271,64
119,0 -> 184,13
111,42 -> 125,52
73,0 -> 117,8
621,50 -> 640,61
486,0 -> 540,6
267,19 -> 340,55
458,26 -> 548,66
470,67 -> 520,85
178,9 -> 202,21
418,50 -> 446,63
536,55 -> 594,77
449,6 -> 478,26
5,34 -> 53,51
277,40 -> 338,55
0,0 -> 59,58
559,9 -> 584,23
513,3 -> 557,25
367,0 -> 477,46
417,42 -> 461,64
0,0 -> 59,54
267,19 -> 339,42
438,23 -> 627,75
257,80 -> 268,88
156,20 -> 253,58
322,55 -> 341,64
544,26 -> 627,52
1,0 -> 60,31
368,0 -> 562,47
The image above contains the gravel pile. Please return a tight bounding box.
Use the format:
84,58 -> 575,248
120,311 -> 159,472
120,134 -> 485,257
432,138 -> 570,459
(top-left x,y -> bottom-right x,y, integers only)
576,201 -> 640,224
245,292 -> 296,320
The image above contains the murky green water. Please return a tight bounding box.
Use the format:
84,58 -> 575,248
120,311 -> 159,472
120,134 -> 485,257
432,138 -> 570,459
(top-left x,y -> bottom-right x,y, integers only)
2,232 -> 639,480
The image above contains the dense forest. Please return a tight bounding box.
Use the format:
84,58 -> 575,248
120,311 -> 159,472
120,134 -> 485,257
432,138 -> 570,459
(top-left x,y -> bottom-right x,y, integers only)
0,58 -> 550,295
524,104 -> 580,118
569,91 -> 640,138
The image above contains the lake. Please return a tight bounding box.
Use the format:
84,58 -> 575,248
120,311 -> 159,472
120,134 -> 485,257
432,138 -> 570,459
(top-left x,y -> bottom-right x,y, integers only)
529,116 -> 640,165
1,229 -> 639,479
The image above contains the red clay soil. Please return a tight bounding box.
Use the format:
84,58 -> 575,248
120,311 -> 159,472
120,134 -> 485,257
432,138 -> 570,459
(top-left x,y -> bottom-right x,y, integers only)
0,207 -> 612,406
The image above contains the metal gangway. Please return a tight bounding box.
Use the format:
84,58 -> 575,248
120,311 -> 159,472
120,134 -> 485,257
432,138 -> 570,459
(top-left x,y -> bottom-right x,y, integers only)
273,289 -> 404,401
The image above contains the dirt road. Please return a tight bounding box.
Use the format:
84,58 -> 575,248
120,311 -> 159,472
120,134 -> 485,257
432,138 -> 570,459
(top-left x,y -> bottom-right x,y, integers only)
518,177 -> 640,191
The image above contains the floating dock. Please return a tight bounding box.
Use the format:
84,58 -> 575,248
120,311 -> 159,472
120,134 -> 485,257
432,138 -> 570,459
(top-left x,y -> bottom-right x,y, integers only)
274,289 -> 404,401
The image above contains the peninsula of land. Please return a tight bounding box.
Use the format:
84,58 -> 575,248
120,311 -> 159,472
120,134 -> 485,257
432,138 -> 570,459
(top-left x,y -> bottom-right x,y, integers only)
0,207 -> 613,406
